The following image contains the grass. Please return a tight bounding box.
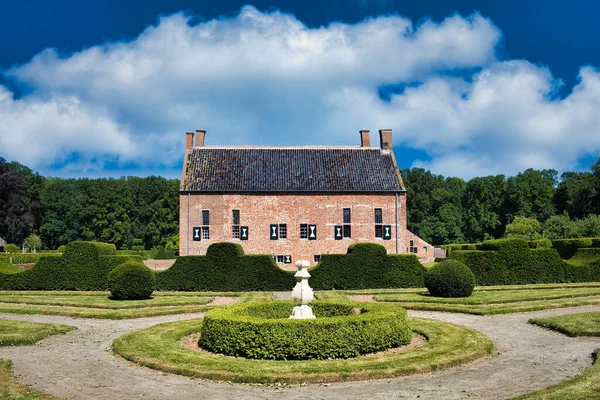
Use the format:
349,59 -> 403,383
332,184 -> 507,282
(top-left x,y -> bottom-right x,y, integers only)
0,291 -> 267,319
529,312 -> 600,337
368,285 -> 600,315
0,359 -> 63,399
0,319 -> 75,346
112,316 -> 494,384
511,350 -> 600,400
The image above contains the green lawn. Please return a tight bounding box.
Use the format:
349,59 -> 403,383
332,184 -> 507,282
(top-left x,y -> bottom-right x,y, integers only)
0,291 -> 270,319
112,317 -> 494,383
530,312 -> 600,337
0,319 -> 75,347
365,284 -> 600,315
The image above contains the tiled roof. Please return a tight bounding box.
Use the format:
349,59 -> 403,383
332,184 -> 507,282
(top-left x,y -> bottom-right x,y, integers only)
0,237 -> 5,247
181,146 -> 404,192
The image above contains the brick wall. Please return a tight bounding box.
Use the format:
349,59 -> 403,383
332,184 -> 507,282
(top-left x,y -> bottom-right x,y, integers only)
180,192 -> 435,268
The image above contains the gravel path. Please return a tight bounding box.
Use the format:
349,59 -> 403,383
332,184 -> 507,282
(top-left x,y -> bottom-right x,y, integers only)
1,306 -> 600,400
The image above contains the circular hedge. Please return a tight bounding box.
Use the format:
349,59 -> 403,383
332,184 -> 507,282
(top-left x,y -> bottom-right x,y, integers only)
425,260 -> 475,298
108,262 -> 155,300
199,301 -> 412,360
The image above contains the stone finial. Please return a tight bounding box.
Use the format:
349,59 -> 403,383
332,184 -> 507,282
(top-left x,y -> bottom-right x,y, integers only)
290,260 -> 315,319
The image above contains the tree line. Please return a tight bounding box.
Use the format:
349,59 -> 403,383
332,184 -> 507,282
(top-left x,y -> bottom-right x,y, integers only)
0,157 -> 179,250
1,156 -> 599,249
402,158 -> 600,244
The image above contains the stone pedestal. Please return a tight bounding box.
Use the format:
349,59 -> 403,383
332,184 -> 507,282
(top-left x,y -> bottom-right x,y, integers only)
290,260 -> 315,319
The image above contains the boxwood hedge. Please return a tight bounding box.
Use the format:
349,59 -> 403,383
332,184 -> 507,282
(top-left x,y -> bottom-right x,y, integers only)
155,243 -> 295,291
108,262 -> 155,300
310,243 -> 426,290
425,260 -> 475,297
199,301 -> 412,360
0,241 -> 136,290
450,238 -> 600,285
552,238 -> 597,259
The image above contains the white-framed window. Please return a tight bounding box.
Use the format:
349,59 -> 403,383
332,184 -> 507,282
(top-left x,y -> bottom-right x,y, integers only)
375,208 -> 383,238
201,210 -> 210,240
279,224 -> 287,239
343,208 -> 351,238
232,210 -> 240,239
300,224 -> 308,239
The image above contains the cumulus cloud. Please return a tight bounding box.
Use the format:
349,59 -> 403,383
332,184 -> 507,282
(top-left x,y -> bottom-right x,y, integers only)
3,5 -> 599,178
0,6 -> 500,176
327,61 -> 600,178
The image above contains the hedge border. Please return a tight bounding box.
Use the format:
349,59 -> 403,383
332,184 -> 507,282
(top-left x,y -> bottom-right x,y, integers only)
199,301 -> 412,360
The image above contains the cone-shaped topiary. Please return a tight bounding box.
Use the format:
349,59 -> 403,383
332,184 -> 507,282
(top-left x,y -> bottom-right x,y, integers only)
425,260 -> 475,298
108,262 -> 155,300
153,246 -> 170,260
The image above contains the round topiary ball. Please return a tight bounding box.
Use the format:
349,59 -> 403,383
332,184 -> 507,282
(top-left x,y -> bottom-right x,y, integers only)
425,260 -> 475,298
108,262 -> 155,300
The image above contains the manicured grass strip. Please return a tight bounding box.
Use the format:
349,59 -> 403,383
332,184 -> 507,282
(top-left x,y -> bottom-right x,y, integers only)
529,312 -> 600,337
0,359 -> 63,399
0,291 -> 241,297
375,287 -> 600,305
0,295 -> 214,309
0,260 -> 22,275
385,297 -> 600,316
511,350 -> 600,400
0,304 -> 213,319
0,320 -> 75,346
112,316 -> 494,384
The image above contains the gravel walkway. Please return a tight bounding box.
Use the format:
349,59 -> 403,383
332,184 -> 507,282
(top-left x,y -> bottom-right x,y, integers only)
1,306 -> 600,400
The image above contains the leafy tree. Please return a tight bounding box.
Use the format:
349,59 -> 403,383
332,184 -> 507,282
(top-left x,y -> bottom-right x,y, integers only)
505,216 -> 541,240
554,171 -> 596,219
576,214 -> 600,237
0,158 -> 34,244
4,244 -> 19,253
505,169 -> 557,222
462,175 -> 507,242
23,234 -> 42,252
541,214 -> 579,239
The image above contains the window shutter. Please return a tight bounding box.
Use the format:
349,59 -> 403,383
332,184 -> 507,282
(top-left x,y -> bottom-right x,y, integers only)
240,226 -> 249,240
270,224 -> 278,240
334,225 -> 343,240
383,225 -> 392,240
192,227 -> 201,241
308,224 -> 317,240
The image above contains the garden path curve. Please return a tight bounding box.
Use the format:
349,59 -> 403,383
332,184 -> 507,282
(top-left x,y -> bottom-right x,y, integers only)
1,305 -> 600,400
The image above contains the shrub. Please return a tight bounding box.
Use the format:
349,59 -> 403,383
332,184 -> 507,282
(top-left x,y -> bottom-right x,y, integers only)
0,253 -> 61,265
91,242 -> 117,255
527,239 -> 552,249
156,243 -> 295,291
0,241 -> 138,290
425,260 -> 475,298
552,238 -> 595,259
57,245 -> 66,253
199,301 -> 412,360
4,244 -> 19,253
309,243 -> 426,290
347,243 -> 387,257
153,246 -> 170,260
108,262 -> 155,300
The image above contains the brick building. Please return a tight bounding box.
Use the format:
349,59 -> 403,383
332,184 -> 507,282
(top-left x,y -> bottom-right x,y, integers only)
179,129 -> 434,269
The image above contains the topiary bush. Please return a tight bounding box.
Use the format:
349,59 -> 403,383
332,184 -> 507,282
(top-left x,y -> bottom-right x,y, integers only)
107,262 -> 155,300
552,238 -> 595,259
527,239 -> 552,249
425,260 -> 475,298
310,243 -> 426,290
153,246 -> 170,260
199,301 -> 412,360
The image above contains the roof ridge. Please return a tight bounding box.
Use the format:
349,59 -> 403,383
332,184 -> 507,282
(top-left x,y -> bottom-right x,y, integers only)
195,145 -> 383,150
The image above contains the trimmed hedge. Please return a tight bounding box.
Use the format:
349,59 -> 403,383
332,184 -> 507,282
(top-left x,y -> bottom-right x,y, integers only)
450,238 -> 600,285
0,253 -> 61,265
199,301 -> 412,360
156,243 -> 295,291
108,262 -> 155,300
91,242 -> 117,255
568,248 -> 600,267
425,260 -> 475,297
552,238 -> 596,259
527,239 -> 552,249
310,244 -> 426,290
0,241 -> 137,290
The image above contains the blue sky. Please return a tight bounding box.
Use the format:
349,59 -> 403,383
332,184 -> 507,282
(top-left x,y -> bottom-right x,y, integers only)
1,0 -> 599,179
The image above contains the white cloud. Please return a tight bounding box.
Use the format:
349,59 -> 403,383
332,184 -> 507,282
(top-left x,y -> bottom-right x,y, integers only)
326,61 -> 600,178
3,6 -> 598,179
0,6 -> 500,176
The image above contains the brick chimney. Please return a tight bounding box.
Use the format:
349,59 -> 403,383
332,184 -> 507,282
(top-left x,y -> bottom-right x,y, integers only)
195,130 -> 206,147
359,130 -> 370,147
378,129 -> 393,150
185,132 -> 194,150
